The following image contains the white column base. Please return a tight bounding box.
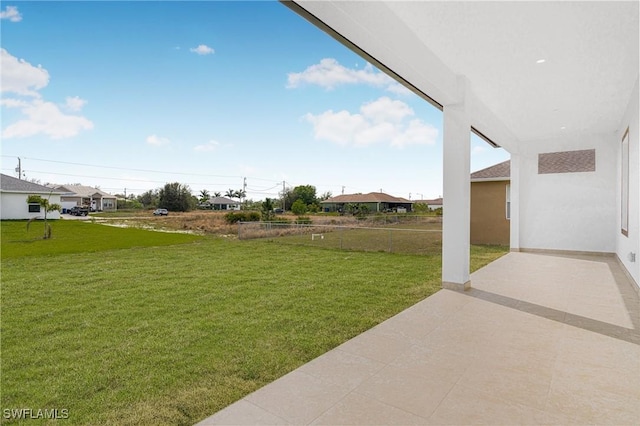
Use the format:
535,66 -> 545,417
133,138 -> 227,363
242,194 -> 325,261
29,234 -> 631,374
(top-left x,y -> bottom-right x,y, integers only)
442,280 -> 471,292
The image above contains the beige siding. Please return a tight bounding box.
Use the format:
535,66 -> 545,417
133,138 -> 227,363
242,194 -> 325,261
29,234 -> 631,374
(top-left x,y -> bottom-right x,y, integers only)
471,181 -> 510,245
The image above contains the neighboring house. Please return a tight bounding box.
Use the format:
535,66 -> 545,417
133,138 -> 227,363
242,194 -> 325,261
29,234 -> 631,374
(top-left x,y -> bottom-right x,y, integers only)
470,160 -> 511,245
321,192 -> 413,213
206,196 -> 241,211
415,197 -> 443,211
0,174 -> 63,220
51,184 -> 117,212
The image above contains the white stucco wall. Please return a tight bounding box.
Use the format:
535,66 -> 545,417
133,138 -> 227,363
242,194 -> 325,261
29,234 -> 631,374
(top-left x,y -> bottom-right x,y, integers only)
616,78 -> 639,288
0,192 -> 62,220
518,134 -> 617,254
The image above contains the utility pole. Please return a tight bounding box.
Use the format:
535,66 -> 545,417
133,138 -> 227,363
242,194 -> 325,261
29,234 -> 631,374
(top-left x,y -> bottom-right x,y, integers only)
282,181 -> 286,211
124,188 -> 127,199
15,157 -> 22,180
243,177 -> 247,204
342,186 -> 345,195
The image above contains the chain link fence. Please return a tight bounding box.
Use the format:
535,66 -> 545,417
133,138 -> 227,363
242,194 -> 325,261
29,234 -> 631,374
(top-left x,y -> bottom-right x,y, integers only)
238,220 -> 442,256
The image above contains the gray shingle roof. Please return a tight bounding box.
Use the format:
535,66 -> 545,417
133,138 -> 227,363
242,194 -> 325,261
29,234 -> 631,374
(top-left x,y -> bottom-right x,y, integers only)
0,174 -> 64,194
208,196 -> 240,205
471,160 -> 511,180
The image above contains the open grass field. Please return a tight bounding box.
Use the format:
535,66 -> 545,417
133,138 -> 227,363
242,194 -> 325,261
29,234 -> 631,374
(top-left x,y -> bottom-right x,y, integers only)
1,220 -> 507,425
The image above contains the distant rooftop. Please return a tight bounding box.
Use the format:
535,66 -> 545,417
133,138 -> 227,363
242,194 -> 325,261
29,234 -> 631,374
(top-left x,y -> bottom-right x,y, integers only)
51,184 -> 116,199
415,197 -> 442,206
208,196 -> 240,205
321,192 -> 412,204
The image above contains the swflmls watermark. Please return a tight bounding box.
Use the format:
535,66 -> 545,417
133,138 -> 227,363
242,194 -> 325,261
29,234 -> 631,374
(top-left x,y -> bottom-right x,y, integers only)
3,408 -> 69,420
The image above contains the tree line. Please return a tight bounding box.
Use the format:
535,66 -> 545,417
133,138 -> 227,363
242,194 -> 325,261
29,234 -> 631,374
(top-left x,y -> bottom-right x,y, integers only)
117,182 -> 331,213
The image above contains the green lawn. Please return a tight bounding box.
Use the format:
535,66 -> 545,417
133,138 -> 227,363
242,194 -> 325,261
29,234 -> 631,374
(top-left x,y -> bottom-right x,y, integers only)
1,221 -> 507,425
1,219 -> 203,259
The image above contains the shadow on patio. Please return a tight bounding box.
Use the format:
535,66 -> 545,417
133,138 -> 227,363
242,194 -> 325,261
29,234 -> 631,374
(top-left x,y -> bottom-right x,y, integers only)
197,252 -> 640,425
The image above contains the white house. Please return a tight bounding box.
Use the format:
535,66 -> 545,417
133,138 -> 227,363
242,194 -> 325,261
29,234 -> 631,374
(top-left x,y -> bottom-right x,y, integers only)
285,1 -> 639,291
205,196 -> 241,211
51,184 -> 117,212
0,174 -> 64,220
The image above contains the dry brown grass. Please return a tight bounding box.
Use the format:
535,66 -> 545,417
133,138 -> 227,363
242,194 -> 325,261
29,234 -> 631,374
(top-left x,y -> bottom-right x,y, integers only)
92,210 -> 443,237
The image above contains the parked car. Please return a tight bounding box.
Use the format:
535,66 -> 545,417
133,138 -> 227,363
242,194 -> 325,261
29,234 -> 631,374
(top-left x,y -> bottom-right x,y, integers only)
69,206 -> 89,216
153,208 -> 168,216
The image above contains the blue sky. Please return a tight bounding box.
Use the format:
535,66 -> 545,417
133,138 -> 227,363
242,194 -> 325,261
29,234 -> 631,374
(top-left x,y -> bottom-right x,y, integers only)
1,1 -> 509,201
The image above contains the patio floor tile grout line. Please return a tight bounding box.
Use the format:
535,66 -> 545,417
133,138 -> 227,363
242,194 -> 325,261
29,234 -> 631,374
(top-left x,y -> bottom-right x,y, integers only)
465,288 -> 639,345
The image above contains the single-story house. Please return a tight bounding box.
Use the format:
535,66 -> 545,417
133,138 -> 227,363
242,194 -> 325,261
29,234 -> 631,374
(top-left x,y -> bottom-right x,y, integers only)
0,174 -> 64,220
321,192 -> 413,213
51,184 -> 117,212
414,197 -> 443,211
205,196 -> 241,211
470,160 -> 511,245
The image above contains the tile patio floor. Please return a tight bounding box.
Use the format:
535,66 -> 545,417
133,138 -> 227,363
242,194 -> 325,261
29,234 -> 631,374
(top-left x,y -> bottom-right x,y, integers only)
197,252 -> 640,425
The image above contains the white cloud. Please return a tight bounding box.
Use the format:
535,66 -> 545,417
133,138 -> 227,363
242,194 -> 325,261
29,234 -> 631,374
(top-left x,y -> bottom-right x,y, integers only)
287,58 -> 410,96
0,49 -> 93,141
1,99 -> 94,139
360,97 -> 413,123
1,98 -> 29,108
1,5 -> 22,22
194,140 -> 220,152
303,110 -> 369,146
391,119 -> 439,148
304,97 -> 438,148
190,44 -> 214,55
146,134 -> 171,146
0,49 -> 49,97
64,96 -> 87,112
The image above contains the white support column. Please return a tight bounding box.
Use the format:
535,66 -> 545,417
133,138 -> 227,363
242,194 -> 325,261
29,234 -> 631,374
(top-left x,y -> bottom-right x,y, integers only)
442,90 -> 471,291
509,153 -> 521,251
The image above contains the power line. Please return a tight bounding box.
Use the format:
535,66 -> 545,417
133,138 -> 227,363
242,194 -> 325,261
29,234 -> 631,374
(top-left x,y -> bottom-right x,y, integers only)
21,169 -> 242,187
1,155 -> 243,180
1,155 -> 287,183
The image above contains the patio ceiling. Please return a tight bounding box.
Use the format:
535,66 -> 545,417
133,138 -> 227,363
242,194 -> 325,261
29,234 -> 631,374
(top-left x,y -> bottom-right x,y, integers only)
286,1 -> 639,150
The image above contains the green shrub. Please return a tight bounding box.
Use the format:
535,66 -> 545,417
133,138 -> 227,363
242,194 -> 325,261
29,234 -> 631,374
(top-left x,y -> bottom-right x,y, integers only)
291,199 -> 307,215
295,216 -> 312,225
225,211 -> 260,224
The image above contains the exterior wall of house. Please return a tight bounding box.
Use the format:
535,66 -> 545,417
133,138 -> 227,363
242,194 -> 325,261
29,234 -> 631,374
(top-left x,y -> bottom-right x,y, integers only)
616,78 -> 639,288
61,196 -> 82,207
102,198 -> 117,210
517,134 -> 617,254
1,192 -> 62,220
471,180 -> 510,245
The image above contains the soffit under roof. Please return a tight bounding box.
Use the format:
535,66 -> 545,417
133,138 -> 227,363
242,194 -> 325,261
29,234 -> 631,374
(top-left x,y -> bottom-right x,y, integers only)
289,1 -> 639,148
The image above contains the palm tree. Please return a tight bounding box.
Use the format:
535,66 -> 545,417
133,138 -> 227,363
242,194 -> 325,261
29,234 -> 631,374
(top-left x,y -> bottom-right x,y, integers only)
26,194 -> 61,239
199,189 -> 210,203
